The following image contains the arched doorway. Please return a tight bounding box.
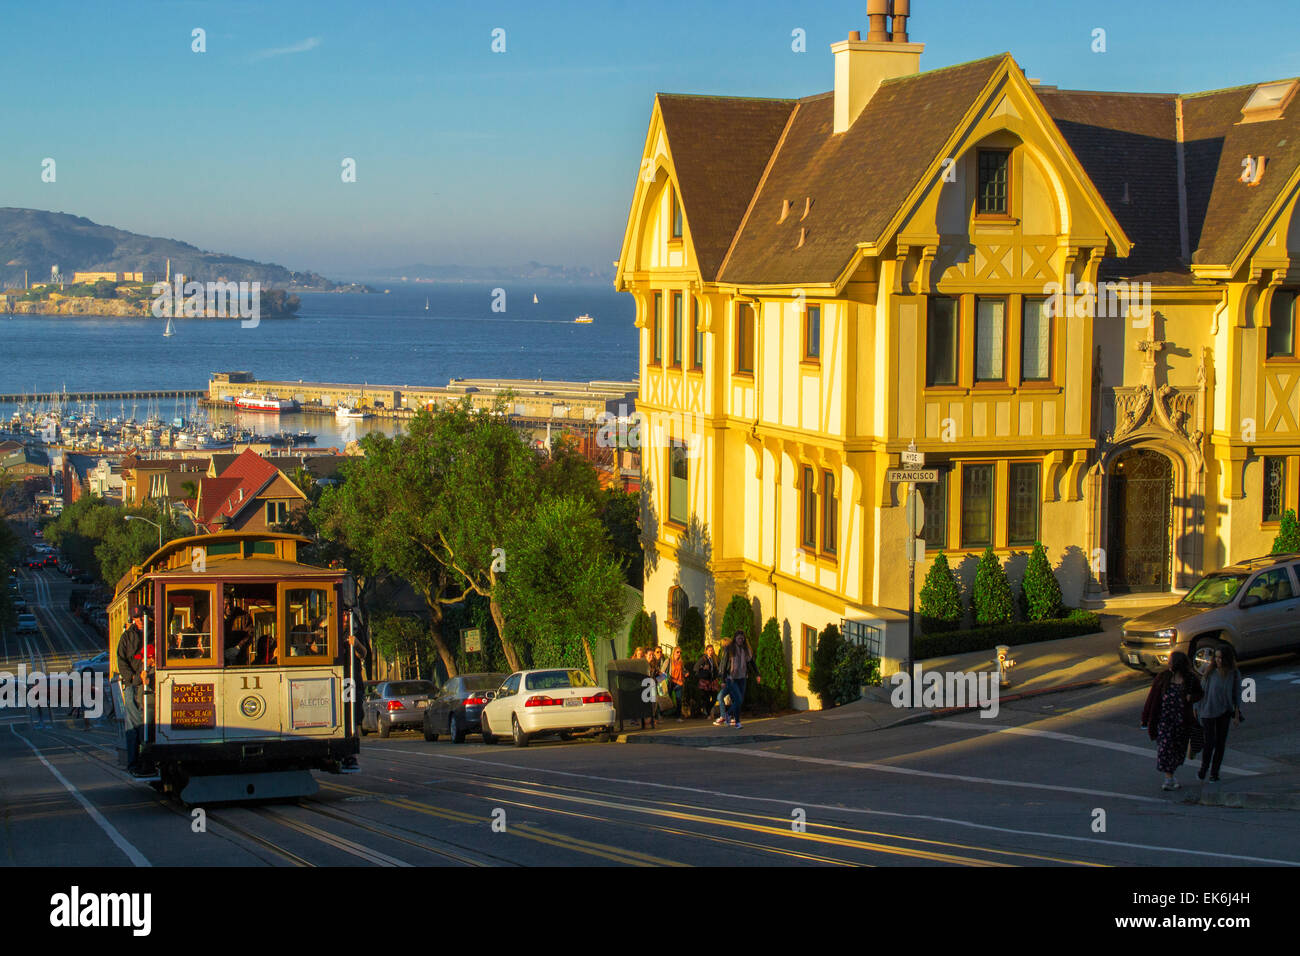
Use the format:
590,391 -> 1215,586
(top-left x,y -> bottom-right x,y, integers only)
1107,449 -> 1173,593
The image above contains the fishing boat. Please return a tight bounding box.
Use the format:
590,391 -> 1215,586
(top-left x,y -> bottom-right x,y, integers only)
574,314 -> 594,324
335,404 -> 372,420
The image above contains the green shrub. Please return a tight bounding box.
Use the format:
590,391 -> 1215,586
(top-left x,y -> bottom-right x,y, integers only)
914,608 -> 1101,658
1019,541 -> 1064,621
719,593 -> 756,643
677,606 -> 705,663
627,609 -> 656,657
973,547 -> 1015,626
919,551 -> 963,632
1273,509 -> 1300,553
809,622 -> 844,708
829,642 -> 879,706
755,616 -> 787,711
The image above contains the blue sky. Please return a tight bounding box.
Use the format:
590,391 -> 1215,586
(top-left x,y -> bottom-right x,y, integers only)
2,0 -> 1297,278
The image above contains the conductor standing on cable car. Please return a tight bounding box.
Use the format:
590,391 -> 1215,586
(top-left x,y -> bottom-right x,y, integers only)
117,605 -> 151,777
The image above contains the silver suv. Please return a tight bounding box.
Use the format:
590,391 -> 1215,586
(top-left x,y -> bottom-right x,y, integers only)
1119,553 -> 1300,673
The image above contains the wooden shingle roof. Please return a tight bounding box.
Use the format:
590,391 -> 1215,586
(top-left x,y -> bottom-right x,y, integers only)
656,94 -> 797,280
718,56 -> 1006,285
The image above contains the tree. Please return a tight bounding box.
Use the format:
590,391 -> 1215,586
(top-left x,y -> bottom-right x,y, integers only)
312,430 -> 462,677
1019,541 -> 1064,621
627,609 -> 656,657
973,547 -> 1015,626
1273,509 -> 1300,553
597,487 -> 643,587
498,495 -> 627,678
755,616 -> 787,712
676,606 -> 706,665
44,498 -> 190,586
719,593 -> 755,644
808,622 -> 844,709
919,551 -> 964,632
369,614 -> 430,680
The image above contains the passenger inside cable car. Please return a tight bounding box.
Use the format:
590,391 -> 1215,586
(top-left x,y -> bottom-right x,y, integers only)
163,589 -> 214,665
286,588 -> 331,658
222,583 -> 278,666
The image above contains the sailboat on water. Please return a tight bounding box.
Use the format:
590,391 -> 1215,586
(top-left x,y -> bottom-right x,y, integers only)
425,297 -> 430,311
163,317 -> 175,337
533,293 -> 539,304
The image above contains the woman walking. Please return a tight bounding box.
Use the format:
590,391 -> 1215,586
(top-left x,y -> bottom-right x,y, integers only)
1195,644 -> 1243,782
717,630 -> 760,730
711,637 -> 733,724
1141,651 -> 1202,791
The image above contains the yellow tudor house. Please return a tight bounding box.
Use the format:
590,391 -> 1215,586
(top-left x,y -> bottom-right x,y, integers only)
614,6 -> 1300,708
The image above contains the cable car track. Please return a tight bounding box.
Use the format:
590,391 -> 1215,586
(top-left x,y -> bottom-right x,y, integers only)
29,724 -> 504,867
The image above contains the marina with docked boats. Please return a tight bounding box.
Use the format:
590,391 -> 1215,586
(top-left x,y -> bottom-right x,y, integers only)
2,371 -> 637,456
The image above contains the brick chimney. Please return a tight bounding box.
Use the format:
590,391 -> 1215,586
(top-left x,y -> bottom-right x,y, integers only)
832,0 -> 924,134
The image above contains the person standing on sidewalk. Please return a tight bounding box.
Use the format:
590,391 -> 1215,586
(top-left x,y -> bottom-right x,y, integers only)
1195,645 -> 1243,783
717,630 -> 760,730
668,646 -> 687,721
1141,651 -> 1202,791
695,643 -> 720,720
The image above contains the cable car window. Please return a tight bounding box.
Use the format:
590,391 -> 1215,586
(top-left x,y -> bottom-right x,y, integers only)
222,583 -> 278,666
285,586 -> 331,660
164,587 -> 215,665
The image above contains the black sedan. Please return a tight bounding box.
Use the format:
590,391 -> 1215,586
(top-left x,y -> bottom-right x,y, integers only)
423,672 -> 508,744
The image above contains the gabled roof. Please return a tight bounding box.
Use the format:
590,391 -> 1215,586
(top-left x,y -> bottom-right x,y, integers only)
656,94 -> 797,279
1035,89 -> 1183,281
193,476 -> 242,527
719,56 -> 1006,285
1184,80 -> 1300,268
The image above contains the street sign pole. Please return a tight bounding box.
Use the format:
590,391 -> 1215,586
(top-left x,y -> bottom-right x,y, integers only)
907,494 -> 915,683
897,443 -> 927,687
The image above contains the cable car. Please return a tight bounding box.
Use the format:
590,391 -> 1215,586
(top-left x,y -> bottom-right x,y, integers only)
108,531 -> 360,803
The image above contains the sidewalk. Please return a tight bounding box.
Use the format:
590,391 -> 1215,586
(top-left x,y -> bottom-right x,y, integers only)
623,616 -> 1144,747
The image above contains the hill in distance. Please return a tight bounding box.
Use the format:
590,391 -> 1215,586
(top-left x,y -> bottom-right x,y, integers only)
0,208 -> 352,291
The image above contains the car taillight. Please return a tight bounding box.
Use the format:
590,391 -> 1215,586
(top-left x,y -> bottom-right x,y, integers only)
386,700 -> 405,711
463,696 -> 486,706
583,692 -> 612,704
524,695 -> 562,707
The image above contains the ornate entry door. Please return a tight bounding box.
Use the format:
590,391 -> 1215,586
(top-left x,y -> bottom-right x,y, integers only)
1107,450 -> 1173,593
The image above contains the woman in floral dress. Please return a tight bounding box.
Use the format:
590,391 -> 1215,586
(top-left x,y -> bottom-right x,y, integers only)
1141,651 -> 1203,791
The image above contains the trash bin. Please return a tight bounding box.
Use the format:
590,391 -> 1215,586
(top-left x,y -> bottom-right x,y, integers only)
606,659 -> 655,732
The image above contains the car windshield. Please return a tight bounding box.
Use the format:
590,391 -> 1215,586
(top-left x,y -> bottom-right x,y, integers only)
387,681 -> 435,697
525,669 -> 596,690
1183,572 -> 1250,606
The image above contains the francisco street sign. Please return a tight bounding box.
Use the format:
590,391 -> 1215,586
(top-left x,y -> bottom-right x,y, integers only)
886,468 -> 939,483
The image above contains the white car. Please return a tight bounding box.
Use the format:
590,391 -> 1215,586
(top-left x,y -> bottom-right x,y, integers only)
74,651 -> 110,676
479,668 -> 617,747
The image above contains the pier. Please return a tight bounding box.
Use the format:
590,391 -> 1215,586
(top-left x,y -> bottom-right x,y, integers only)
205,372 -> 637,422
0,388 -> 205,404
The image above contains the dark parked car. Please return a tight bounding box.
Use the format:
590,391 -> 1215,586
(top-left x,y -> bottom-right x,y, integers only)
422,672 -> 508,743
360,680 -> 439,738
25,558 -> 42,570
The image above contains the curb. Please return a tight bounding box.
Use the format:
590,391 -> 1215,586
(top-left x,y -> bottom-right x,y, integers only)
1181,789 -> 1300,811
621,732 -> 792,747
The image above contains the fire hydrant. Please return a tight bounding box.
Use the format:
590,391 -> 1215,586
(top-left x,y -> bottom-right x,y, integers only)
995,645 -> 1016,688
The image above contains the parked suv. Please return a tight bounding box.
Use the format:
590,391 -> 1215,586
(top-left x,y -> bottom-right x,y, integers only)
1119,553 -> 1300,673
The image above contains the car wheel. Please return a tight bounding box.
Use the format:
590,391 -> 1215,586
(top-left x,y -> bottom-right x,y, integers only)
1191,636 -> 1223,671
378,716 -> 391,738
603,726 -> 616,743
481,713 -> 496,745
559,732 -> 574,741
449,715 -> 465,744
423,717 -> 437,742
512,714 -> 530,748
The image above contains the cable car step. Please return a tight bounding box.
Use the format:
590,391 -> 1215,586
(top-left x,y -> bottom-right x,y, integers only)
180,770 -> 318,804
